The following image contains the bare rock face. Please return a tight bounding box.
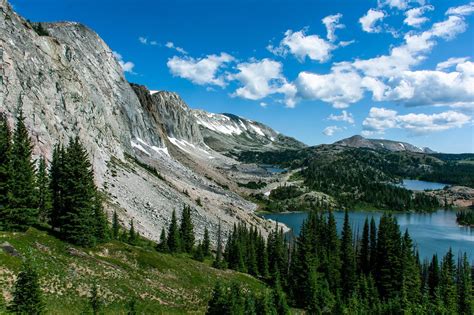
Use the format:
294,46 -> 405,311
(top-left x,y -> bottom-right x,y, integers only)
0,0 -> 280,242
0,0 -> 157,183
193,110 -> 306,153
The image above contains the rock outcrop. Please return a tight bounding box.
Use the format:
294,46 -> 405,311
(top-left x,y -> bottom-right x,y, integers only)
193,110 -> 305,153
0,0 -> 287,242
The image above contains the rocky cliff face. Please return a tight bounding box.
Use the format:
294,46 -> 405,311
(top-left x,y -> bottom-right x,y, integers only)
193,110 -> 306,153
0,0 -> 281,242
0,0 -> 164,183
334,135 -> 435,154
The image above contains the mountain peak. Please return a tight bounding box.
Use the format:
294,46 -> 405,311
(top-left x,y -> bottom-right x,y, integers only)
334,135 -> 435,153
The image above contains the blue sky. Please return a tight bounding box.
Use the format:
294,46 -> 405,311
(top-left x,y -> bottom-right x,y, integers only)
11,0 -> 474,153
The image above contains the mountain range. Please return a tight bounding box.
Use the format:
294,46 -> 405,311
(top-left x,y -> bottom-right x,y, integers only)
0,0 -> 446,242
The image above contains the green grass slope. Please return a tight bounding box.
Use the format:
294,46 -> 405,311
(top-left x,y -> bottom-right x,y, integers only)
0,228 -> 265,314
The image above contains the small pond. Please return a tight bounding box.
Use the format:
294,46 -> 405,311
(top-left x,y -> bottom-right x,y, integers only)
398,179 -> 448,191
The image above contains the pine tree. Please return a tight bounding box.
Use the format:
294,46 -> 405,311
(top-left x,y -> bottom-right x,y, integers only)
157,227 -> 168,252
8,260 -> 44,314
179,205 -> 194,253
400,230 -> 422,307
440,248 -> 457,311
6,108 -> 37,230
358,217 -> 370,275
206,282 -> 229,315
325,210 -> 340,292
255,289 -> 277,315
49,143 -> 66,229
112,211 -> 119,240
193,241 -> 205,262
369,217 -> 377,269
202,227 -> 211,257
229,282 -> 245,314
457,253 -> 473,315
213,221 -> 224,269
272,272 -> 290,315
0,112 -> 11,219
129,218 -> 136,245
93,192 -> 109,243
167,210 -> 181,253
59,137 -> 102,246
340,210 -> 356,300
428,254 -> 440,299
36,157 -> 52,224
375,214 -> 402,299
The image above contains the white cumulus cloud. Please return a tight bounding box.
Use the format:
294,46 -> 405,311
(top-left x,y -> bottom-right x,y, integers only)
230,58 -> 296,107
446,2 -> 474,16
268,28 -> 335,62
295,66 -> 364,108
323,125 -> 343,136
113,51 -> 135,73
362,107 -> 471,136
436,57 -> 470,71
322,13 -> 344,42
167,53 -> 234,87
359,9 -> 385,33
378,0 -> 426,10
404,5 -> 434,27
328,110 -> 355,124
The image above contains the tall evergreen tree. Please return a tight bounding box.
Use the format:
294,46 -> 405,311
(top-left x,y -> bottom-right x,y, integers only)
6,108 -> 37,230
213,221 -> 224,269
440,248 -> 457,311
206,282 -> 228,315
400,230 -> 422,308
129,218 -> 136,245
369,217 -> 377,269
202,227 -> 211,257
49,143 -> 66,229
358,217 -> 370,275
427,254 -> 440,300
323,210 -> 341,293
112,211 -> 119,240
457,253 -> 473,315
157,227 -> 168,252
272,272 -> 290,315
8,260 -> 44,314
179,206 -> 194,253
340,210 -> 356,300
375,214 -> 402,299
36,157 -> 52,224
0,112 -> 11,219
59,137 -> 104,246
167,210 -> 181,253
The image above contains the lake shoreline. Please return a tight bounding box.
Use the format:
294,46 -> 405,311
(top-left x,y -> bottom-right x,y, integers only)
261,209 -> 474,260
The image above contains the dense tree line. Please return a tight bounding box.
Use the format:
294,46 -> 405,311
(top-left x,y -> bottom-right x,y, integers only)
156,206 -> 211,261
419,162 -> 474,188
0,110 -> 109,247
456,209 -> 474,226
302,150 -> 440,211
206,281 -> 289,315
216,210 -> 473,314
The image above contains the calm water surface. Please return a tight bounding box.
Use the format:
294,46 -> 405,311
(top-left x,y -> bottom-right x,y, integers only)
263,210 -> 473,261
398,179 -> 448,191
